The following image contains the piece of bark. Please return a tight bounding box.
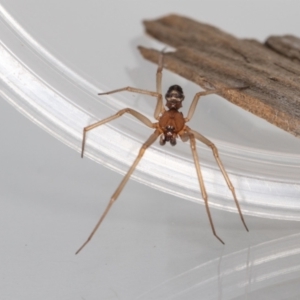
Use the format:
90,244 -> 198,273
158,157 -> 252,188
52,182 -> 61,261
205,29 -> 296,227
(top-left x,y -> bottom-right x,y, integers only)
138,14 -> 300,137
266,35 -> 300,62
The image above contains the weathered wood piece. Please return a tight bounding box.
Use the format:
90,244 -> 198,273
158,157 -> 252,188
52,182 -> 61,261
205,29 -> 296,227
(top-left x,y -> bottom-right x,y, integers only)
266,35 -> 300,62
138,14 -> 300,137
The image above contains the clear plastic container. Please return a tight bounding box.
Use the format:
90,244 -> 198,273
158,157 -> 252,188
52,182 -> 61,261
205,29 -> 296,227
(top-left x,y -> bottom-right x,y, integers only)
1,3 -> 300,221
136,233 -> 300,299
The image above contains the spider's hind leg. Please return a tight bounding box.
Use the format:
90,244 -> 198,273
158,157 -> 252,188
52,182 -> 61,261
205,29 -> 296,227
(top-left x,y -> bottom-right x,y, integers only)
154,48 -> 167,118
185,87 -> 248,123
98,86 -> 163,121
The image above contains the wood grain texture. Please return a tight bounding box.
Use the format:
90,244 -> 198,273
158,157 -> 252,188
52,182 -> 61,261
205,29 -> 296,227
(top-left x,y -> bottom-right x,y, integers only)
138,14 -> 300,137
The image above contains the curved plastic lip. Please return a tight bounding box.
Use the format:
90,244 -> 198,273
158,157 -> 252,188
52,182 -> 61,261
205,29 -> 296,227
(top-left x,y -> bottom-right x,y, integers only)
1,5 -> 300,220
136,233 -> 300,299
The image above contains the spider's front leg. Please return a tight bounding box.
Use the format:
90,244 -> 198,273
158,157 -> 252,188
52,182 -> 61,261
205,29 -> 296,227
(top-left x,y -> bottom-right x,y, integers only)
187,131 -> 225,244
76,129 -> 160,254
186,127 -> 248,232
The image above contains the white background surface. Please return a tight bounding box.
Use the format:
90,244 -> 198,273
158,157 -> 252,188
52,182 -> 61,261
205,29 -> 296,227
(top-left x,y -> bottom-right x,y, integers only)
1,1 -> 300,299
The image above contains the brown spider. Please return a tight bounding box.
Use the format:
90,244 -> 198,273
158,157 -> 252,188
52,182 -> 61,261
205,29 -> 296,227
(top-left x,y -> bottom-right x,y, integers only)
76,51 -> 248,254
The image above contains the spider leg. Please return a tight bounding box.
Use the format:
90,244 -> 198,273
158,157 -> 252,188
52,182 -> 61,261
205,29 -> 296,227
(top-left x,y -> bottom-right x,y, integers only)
156,48 -> 167,116
185,87 -> 247,123
98,86 -> 163,121
188,132 -> 225,245
81,108 -> 156,158
187,128 -> 248,232
76,130 -> 160,254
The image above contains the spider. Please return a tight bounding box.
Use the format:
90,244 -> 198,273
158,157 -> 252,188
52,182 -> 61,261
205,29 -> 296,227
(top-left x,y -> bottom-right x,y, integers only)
76,50 -> 248,254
